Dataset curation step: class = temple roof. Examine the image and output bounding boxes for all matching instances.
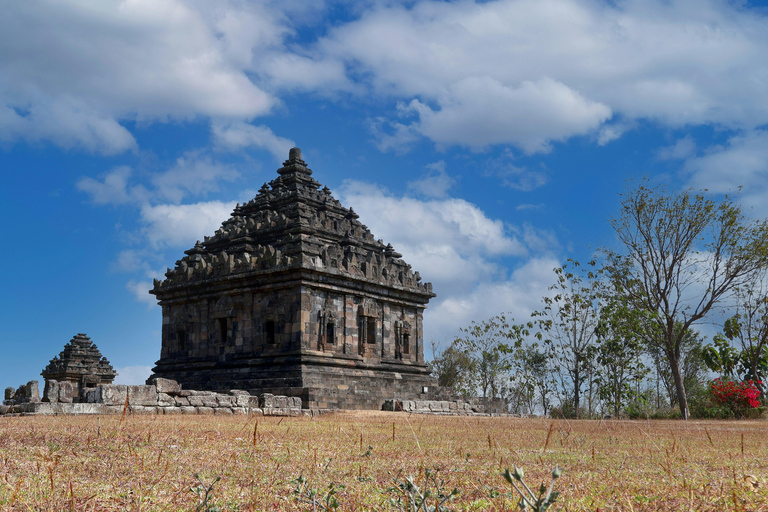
[152,148,434,299]
[41,333,117,381]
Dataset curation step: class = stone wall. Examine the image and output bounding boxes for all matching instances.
[1,378,302,417]
[382,397,508,416]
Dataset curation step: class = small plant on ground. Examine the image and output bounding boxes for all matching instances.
[292,475,344,511]
[192,474,221,512]
[502,466,561,511]
[387,468,458,511]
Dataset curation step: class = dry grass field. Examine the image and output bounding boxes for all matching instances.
[0,411,767,511]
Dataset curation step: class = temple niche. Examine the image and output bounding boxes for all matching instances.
[148,148,438,409]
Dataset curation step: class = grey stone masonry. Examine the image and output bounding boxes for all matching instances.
[41,333,117,398]
[382,397,508,416]
[148,147,440,410]
[1,378,300,416]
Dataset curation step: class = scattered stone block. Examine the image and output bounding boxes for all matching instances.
[25,381,40,402]
[43,380,59,403]
[148,377,180,394]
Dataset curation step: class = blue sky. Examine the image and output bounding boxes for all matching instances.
[2,0,768,387]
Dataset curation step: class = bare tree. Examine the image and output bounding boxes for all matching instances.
[608,183,768,419]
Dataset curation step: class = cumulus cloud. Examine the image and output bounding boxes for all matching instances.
[406,77,612,153]
[211,121,295,162]
[76,166,152,205]
[152,153,239,204]
[6,0,768,155]
[126,280,156,308]
[407,161,455,198]
[140,200,236,249]
[683,129,768,216]
[425,256,560,343]
[318,0,768,151]
[0,1,279,153]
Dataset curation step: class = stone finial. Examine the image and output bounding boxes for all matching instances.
[278,147,311,176]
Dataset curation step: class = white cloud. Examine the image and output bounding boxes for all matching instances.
[484,151,548,192]
[407,161,455,198]
[424,256,560,343]
[0,1,279,153]
[406,77,612,153]
[152,153,240,204]
[211,121,295,162]
[126,280,156,308]
[317,0,768,150]
[76,166,149,205]
[140,200,236,249]
[658,135,697,161]
[113,365,154,385]
[683,129,768,215]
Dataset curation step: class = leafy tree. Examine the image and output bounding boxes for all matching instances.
[508,344,554,415]
[453,314,527,399]
[593,291,649,417]
[429,341,477,396]
[607,183,768,419]
[534,260,601,418]
[704,282,768,398]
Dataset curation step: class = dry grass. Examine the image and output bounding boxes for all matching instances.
[0,411,767,510]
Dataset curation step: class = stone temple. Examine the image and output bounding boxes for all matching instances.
[41,333,117,398]
[149,148,439,409]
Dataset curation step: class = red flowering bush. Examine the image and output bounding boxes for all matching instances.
[710,378,761,416]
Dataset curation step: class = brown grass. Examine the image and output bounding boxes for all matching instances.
[0,411,767,510]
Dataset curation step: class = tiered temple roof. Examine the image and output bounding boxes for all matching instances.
[41,333,117,384]
[152,147,433,300]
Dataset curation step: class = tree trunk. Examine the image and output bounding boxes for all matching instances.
[573,362,580,419]
[669,356,689,419]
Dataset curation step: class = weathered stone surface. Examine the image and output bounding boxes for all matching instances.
[147,148,440,410]
[58,381,74,403]
[127,385,158,406]
[43,380,59,403]
[197,406,214,415]
[148,377,180,394]
[157,393,175,406]
[4,387,14,400]
[180,406,197,414]
[174,396,190,406]
[99,384,127,405]
[25,381,40,402]
[41,334,117,398]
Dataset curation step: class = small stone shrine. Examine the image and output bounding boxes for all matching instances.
[149,148,439,409]
[41,333,117,401]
